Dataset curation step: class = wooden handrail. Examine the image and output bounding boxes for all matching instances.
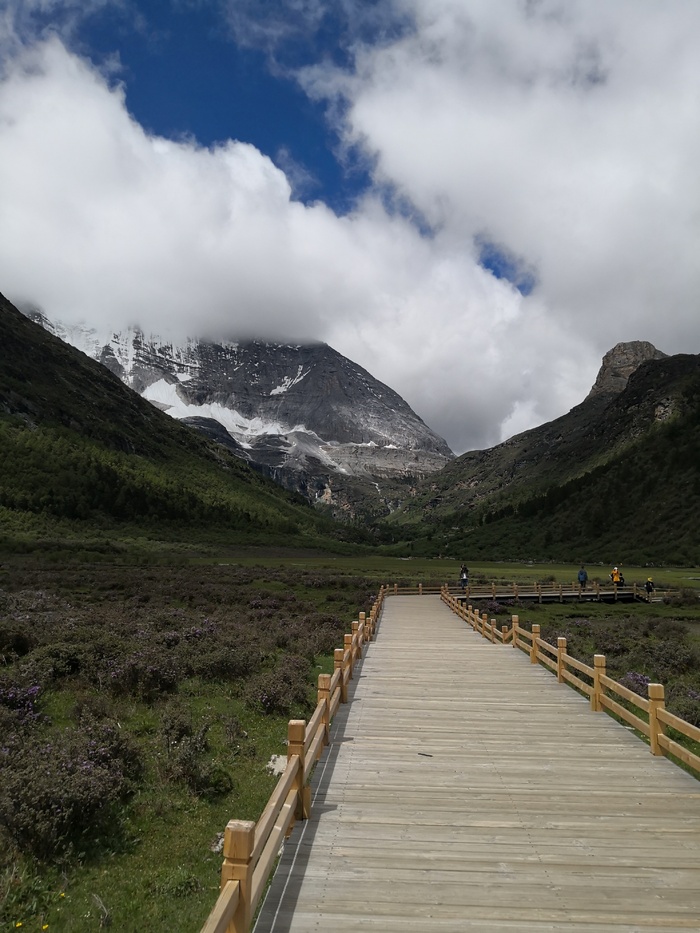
[304,703,325,756]
[252,757,299,865]
[657,706,700,743]
[561,653,595,678]
[599,673,651,712]
[200,881,240,933]
[251,788,298,909]
[441,591,700,779]
[200,588,386,933]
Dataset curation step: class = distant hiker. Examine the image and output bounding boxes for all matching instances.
[645,577,655,596]
[577,565,588,591]
[460,564,469,590]
[610,566,622,586]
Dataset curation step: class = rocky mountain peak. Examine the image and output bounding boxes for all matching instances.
[21,308,454,519]
[586,340,667,400]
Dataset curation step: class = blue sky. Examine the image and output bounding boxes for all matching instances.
[69,1,371,214]
[1,1,699,453]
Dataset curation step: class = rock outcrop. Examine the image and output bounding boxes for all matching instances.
[586,341,668,399]
[396,339,698,523]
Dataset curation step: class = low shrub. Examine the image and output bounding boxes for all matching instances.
[245,654,312,716]
[107,649,180,702]
[0,718,143,858]
[0,624,34,663]
[163,723,233,798]
[668,691,700,727]
[0,683,42,726]
[618,671,651,697]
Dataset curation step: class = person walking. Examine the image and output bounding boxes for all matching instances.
[645,577,655,597]
[577,564,588,591]
[459,563,469,591]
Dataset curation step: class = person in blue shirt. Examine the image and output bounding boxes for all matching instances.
[577,565,588,591]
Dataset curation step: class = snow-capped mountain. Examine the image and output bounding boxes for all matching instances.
[23,309,453,516]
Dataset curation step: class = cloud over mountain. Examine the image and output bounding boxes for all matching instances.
[0,2,698,454]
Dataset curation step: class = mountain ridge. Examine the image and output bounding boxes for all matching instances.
[390,342,700,564]
[22,308,453,519]
[0,292,360,550]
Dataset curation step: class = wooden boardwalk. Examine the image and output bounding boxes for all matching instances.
[254,596,700,932]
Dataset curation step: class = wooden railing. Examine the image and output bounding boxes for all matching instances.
[440,587,700,777]
[200,588,386,933]
[441,580,675,602]
[384,583,444,595]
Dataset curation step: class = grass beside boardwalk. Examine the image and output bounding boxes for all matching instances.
[0,556,376,932]
[1,552,699,932]
[193,553,700,592]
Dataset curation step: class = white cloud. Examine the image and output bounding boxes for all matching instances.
[303,0,700,354]
[1,3,699,456]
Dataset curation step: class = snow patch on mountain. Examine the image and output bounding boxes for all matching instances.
[142,379,311,444]
[270,366,310,396]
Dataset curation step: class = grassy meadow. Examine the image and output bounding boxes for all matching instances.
[1,551,699,932]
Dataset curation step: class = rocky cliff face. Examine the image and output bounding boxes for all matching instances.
[22,309,453,517]
[586,341,667,399]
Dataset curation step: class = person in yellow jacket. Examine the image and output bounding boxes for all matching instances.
[610,566,625,585]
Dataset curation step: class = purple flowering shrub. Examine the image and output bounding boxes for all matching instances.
[246,654,313,716]
[483,600,515,616]
[618,671,651,697]
[0,683,42,725]
[0,562,376,864]
[0,718,143,858]
[106,648,180,702]
[162,721,233,798]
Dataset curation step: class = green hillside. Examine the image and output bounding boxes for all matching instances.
[389,356,700,565]
[0,293,362,553]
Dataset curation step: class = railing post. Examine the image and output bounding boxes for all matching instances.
[512,615,519,647]
[318,673,331,745]
[344,633,354,679]
[221,819,255,933]
[335,648,347,703]
[394,582,398,595]
[489,618,496,643]
[591,655,606,711]
[501,625,508,644]
[288,719,309,820]
[481,612,488,637]
[648,683,666,756]
[530,624,540,663]
[419,583,423,595]
[352,621,361,661]
[557,637,567,683]
[360,610,369,641]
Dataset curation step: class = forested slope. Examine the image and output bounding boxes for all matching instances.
[0,292,354,550]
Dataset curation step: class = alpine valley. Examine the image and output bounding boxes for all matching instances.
[6,295,700,565]
[22,308,453,522]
